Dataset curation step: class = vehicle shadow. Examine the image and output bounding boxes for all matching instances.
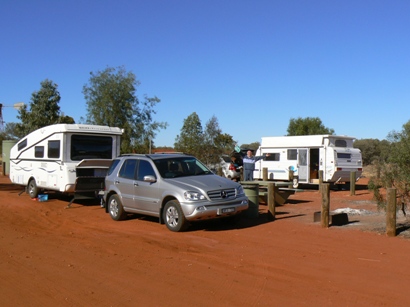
[396,222,410,236]
[191,211,306,232]
[28,192,102,208]
[120,209,307,232]
[283,199,313,205]
[297,183,368,191]
[0,183,25,193]
[0,182,103,207]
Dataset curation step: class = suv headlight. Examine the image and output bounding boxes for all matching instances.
[236,185,245,196]
[184,191,206,201]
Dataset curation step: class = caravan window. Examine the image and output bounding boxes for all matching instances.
[265,153,280,161]
[335,140,347,147]
[337,153,351,159]
[18,139,27,151]
[48,141,60,158]
[287,149,297,160]
[35,146,44,158]
[70,135,113,160]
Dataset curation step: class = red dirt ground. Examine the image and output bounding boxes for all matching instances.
[1,175,410,306]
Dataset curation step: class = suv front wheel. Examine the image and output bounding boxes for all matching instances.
[163,200,188,232]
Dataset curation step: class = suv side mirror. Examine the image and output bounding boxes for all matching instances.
[144,175,157,183]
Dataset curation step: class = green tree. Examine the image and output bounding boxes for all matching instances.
[202,116,235,165]
[202,115,220,165]
[175,113,235,163]
[287,117,334,136]
[82,66,167,153]
[354,138,390,166]
[379,139,391,164]
[59,114,75,125]
[215,133,236,155]
[16,79,74,137]
[240,142,260,151]
[368,121,410,212]
[174,112,204,159]
[1,123,20,140]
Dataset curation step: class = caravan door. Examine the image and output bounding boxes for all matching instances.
[298,149,308,183]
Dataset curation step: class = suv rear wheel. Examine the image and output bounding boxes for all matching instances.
[163,200,188,232]
[108,194,127,221]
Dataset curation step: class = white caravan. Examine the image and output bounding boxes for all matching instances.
[9,124,122,198]
[253,135,363,188]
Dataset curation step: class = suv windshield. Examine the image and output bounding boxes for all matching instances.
[153,157,212,178]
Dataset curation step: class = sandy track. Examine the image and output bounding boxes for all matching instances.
[1,176,409,306]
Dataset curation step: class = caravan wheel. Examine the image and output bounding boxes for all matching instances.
[292,177,299,189]
[27,179,39,199]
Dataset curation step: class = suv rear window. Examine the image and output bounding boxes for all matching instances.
[119,159,138,179]
[107,159,121,176]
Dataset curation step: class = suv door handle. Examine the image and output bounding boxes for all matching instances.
[114,180,120,184]
[134,182,139,187]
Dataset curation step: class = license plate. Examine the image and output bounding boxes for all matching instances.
[221,207,235,214]
[98,190,105,196]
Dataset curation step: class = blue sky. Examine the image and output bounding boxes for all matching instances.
[1,0,409,147]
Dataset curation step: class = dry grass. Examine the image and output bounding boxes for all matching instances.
[362,165,377,178]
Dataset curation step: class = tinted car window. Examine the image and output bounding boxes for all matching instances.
[107,159,121,176]
[154,157,211,178]
[137,160,156,180]
[119,159,137,179]
[222,156,232,163]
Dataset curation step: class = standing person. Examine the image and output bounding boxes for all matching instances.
[242,150,269,181]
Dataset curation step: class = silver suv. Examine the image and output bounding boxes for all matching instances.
[104,154,249,232]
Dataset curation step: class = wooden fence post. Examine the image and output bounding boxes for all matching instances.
[319,170,324,188]
[350,171,356,196]
[263,167,268,181]
[267,182,275,220]
[321,183,330,228]
[386,188,396,237]
[318,170,324,194]
[288,170,294,188]
[318,170,323,183]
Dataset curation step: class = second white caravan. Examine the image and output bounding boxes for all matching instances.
[253,135,363,188]
[9,124,123,198]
